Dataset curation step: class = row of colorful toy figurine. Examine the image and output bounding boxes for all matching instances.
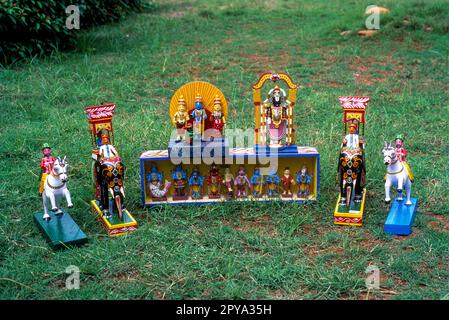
[35,133,417,249]
[147,163,313,201]
[37,134,413,216]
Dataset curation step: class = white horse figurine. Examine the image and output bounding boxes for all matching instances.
[382,142,412,205]
[42,156,73,221]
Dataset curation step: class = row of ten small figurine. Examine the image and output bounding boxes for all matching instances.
[147,164,313,201]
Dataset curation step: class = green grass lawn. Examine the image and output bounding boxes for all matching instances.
[1,0,448,299]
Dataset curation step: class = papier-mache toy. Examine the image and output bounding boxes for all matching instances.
[85,104,138,236]
[382,135,418,235]
[334,96,369,226]
[34,144,87,249]
[139,73,320,206]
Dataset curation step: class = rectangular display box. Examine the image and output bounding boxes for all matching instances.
[140,146,320,207]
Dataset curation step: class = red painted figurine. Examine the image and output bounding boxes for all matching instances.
[210,94,226,136]
[234,166,250,198]
[206,164,223,199]
[394,134,407,162]
[39,143,56,194]
[281,167,295,197]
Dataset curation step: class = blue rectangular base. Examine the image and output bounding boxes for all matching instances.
[384,197,418,236]
[168,138,229,161]
[140,146,320,207]
[254,144,298,155]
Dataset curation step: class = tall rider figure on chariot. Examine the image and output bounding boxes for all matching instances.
[341,123,364,150]
[98,133,120,161]
[93,132,124,217]
[339,122,366,204]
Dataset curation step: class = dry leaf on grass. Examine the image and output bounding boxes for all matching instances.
[340,30,353,36]
[358,30,378,37]
[365,6,390,15]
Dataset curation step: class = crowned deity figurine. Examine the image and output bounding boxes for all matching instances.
[190,93,208,141]
[39,143,56,195]
[250,168,264,198]
[173,95,190,142]
[296,165,312,199]
[263,85,291,147]
[210,94,226,136]
[206,164,222,199]
[147,163,171,201]
[188,167,204,200]
[265,170,280,197]
[171,164,188,200]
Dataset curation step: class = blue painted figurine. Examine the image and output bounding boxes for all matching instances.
[190,93,208,141]
[265,169,280,197]
[250,168,264,198]
[171,164,188,200]
[296,165,312,199]
[147,163,171,201]
[188,167,204,200]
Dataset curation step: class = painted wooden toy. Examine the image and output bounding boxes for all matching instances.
[394,134,414,182]
[34,154,87,250]
[169,83,228,138]
[39,143,56,195]
[383,141,413,205]
[265,169,280,197]
[171,164,188,200]
[234,166,250,198]
[93,132,126,219]
[383,138,418,235]
[253,72,297,152]
[281,167,295,198]
[296,165,312,199]
[41,156,73,221]
[210,94,226,136]
[86,104,138,236]
[250,168,264,198]
[172,95,190,142]
[147,163,171,201]
[188,167,204,200]
[206,164,222,199]
[190,93,208,141]
[140,73,320,206]
[223,166,235,198]
[168,81,229,160]
[334,96,369,226]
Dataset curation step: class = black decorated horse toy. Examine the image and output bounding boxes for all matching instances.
[337,147,365,207]
[93,133,126,219]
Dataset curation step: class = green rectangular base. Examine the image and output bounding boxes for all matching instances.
[34,210,88,250]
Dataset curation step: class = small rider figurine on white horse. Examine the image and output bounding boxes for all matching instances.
[42,156,73,221]
[382,142,414,205]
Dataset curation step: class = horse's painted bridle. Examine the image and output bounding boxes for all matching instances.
[50,157,68,178]
[383,148,398,164]
[384,148,403,175]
